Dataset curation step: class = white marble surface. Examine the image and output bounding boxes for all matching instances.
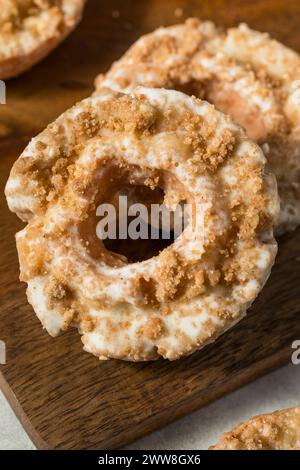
[0,363,299,450]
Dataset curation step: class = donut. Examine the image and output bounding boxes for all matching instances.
[0,0,86,79]
[5,87,278,361]
[210,405,300,450]
[95,18,300,234]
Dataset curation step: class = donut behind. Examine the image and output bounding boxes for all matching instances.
[95,18,300,234]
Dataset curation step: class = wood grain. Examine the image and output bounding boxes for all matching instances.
[1,0,300,450]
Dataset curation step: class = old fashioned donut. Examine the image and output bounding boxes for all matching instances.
[210,405,300,450]
[95,19,300,234]
[5,87,278,361]
[0,0,86,79]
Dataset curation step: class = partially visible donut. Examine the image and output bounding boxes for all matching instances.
[210,405,300,450]
[5,87,278,361]
[95,19,300,234]
[0,0,86,79]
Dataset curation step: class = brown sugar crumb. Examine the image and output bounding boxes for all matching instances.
[163,187,185,209]
[208,128,235,166]
[194,269,206,291]
[182,111,205,150]
[192,127,235,172]
[45,275,71,307]
[183,269,207,299]
[35,140,47,151]
[74,111,99,139]
[239,209,260,239]
[139,277,159,306]
[80,313,96,333]
[62,307,77,331]
[155,250,184,303]
[144,176,159,190]
[207,269,221,287]
[215,308,232,320]
[132,35,179,64]
[17,232,47,280]
[159,305,171,316]
[52,157,69,176]
[139,317,165,340]
[99,95,158,135]
[222,257,239,284]
[138,251,184,305]
[181,111,235,171]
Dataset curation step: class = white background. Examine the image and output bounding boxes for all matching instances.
[0,363,299,450]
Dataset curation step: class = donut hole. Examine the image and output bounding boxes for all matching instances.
[102,184,187,263]
[80,179,189,265]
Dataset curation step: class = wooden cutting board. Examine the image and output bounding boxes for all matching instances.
[1,0,300,451]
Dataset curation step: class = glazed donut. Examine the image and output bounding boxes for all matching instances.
[5,87,278,361]
[95,18,300,234]
[0,0,86,79]
[210,405,300,450]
